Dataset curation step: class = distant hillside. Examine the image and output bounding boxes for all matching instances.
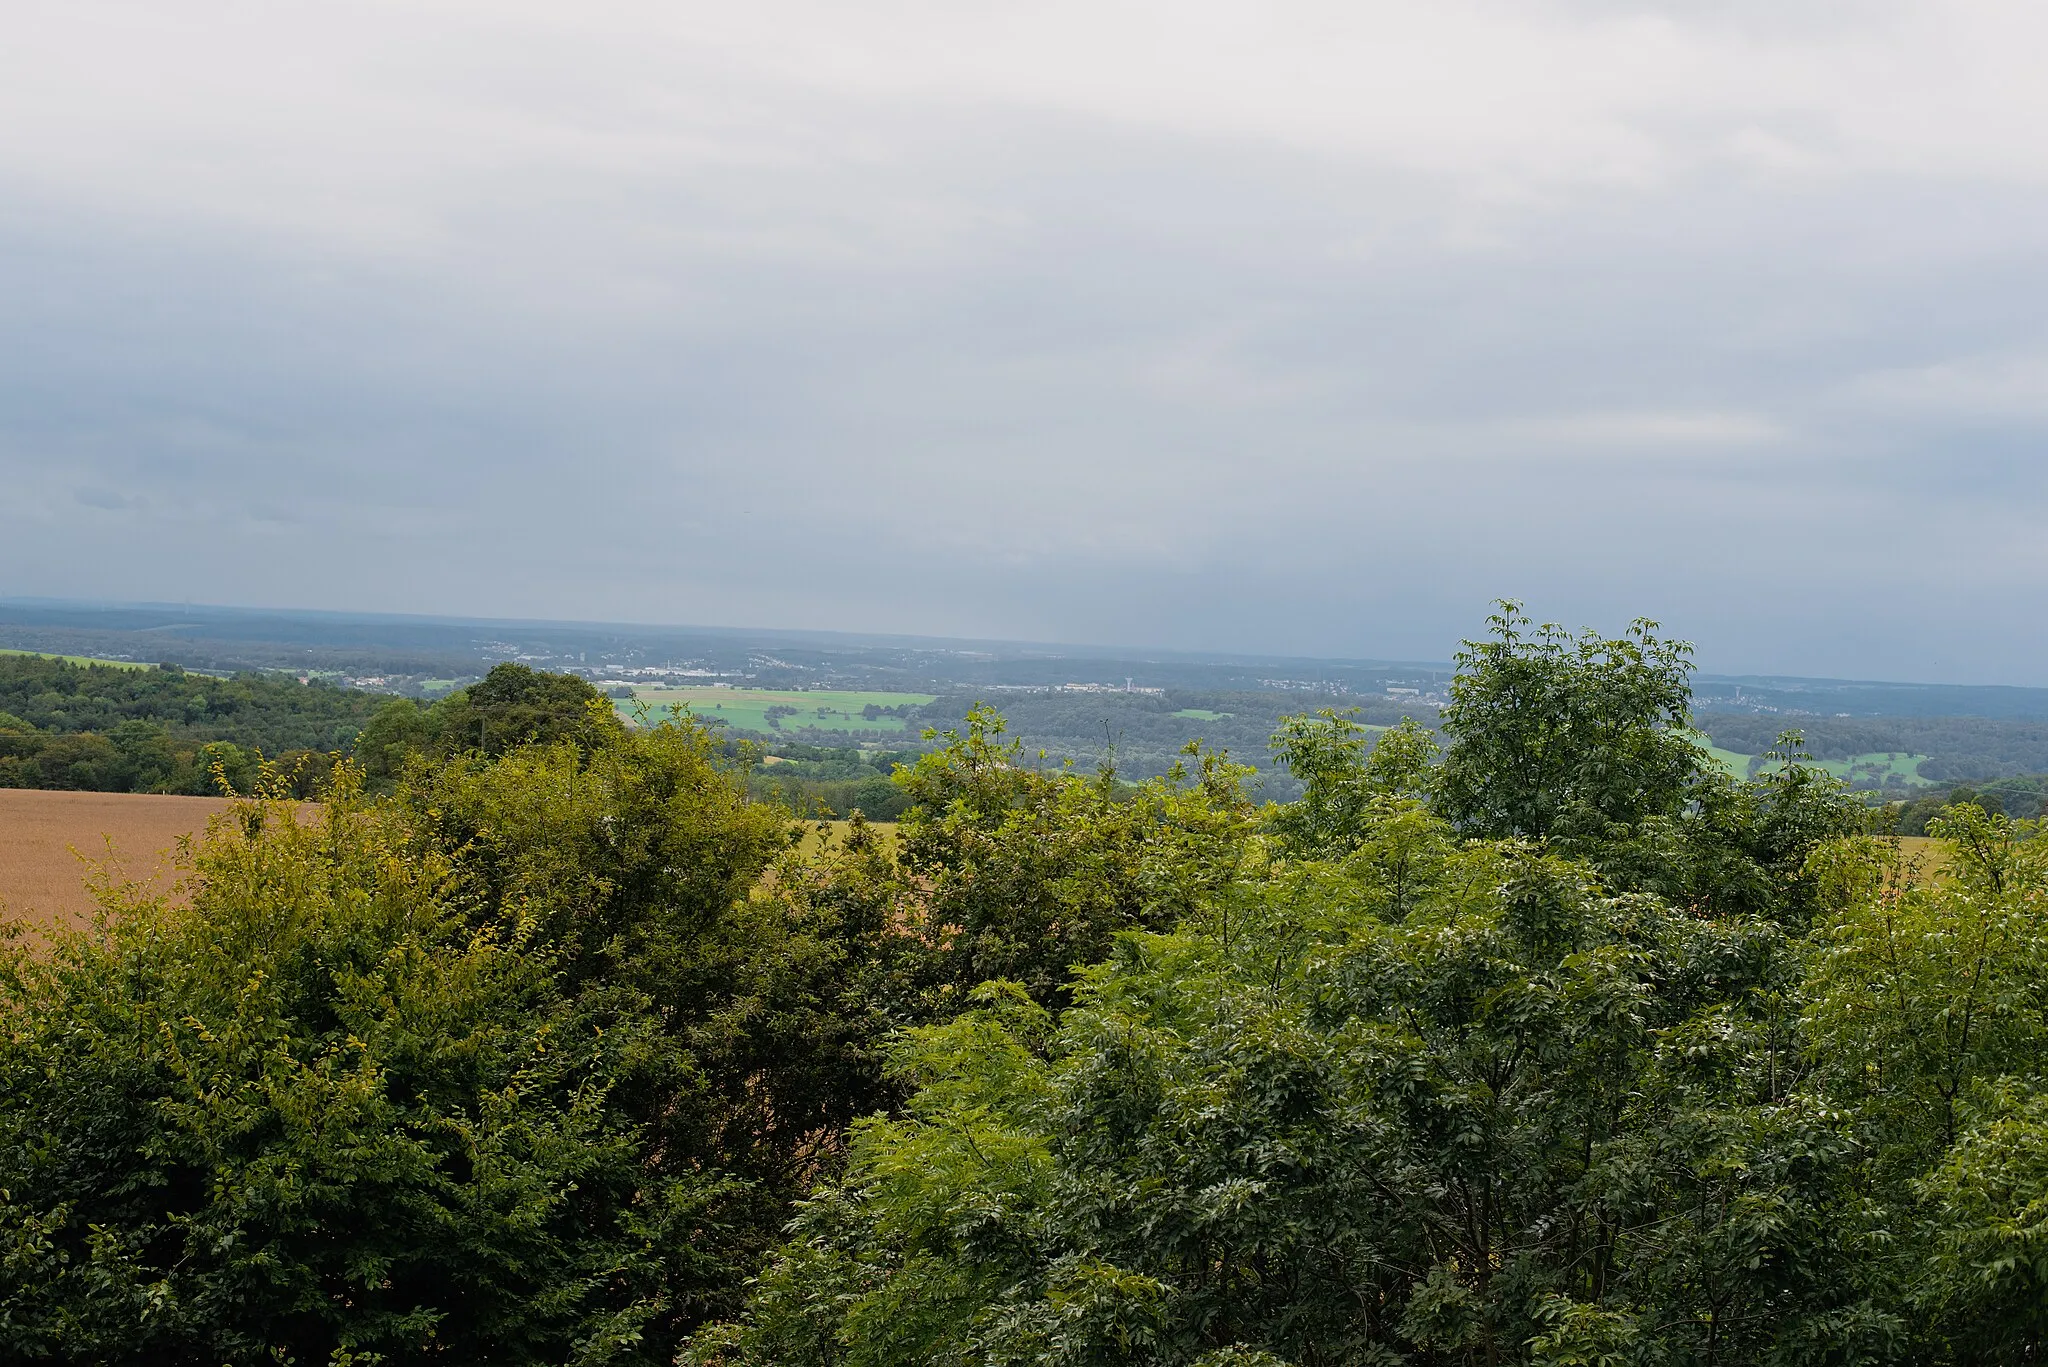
[911,690,1437,796]
[1696,674,2048,721]
[1696,711,2048,784]
[0,654,382,794]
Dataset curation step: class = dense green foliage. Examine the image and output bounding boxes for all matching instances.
[15,607,2048,1364]
[748,745,924,821]
[687,609,2045,1366]
[888,708,1259,1011]
[694,850,1887,1366]
[354,663,617,782]
[0,654,382,794]
[0,779,667,1362]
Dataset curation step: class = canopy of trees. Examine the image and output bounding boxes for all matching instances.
[6,607,2048,1364]
[0,654,384,794]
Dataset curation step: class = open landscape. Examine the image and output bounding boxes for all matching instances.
[11,3,2048,1359]
[4,608,2031,1366]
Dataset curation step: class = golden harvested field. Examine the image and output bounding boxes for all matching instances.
[0,789,238,935]
[1893,835,1950,877]
[794,819,900,856]
[0,792,884,930]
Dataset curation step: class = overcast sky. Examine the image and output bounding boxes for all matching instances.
[3,2,2046,680]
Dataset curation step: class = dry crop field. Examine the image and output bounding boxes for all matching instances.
[0,789,238,935]
[0,793,881,936]
[0,790,1959,941]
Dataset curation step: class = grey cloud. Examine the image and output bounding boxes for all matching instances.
[2,2,2047,680]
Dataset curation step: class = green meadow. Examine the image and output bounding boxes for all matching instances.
[620,686,936,735]
[1814,751,1931,785]
[0,648,150,671]
[1689,734,1931,787]
[1702,743,1755,782]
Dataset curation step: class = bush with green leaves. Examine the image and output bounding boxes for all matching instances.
[0,776,678,1364]
[887,705,1263,1012]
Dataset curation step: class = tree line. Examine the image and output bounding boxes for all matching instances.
[0,654,383,795]
[1697,710,2048,783]
[6,607,2048,1362]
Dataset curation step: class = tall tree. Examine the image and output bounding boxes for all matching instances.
[1435,602,1704,845]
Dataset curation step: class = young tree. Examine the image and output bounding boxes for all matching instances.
[1267,711,1436,859]
[1804,805,2048,1361]
[1435,602,1704,847]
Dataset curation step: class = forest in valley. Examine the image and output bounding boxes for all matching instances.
[8,605,2048,1364]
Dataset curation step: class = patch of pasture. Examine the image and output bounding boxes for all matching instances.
[620,686,936,735]
[791,819,901,857]
[1815,752,1931,785]
[0,648,151,671]
[1703,744,1755,782]
[1688,740,1930,787]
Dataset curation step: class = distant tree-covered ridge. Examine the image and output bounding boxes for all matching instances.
[1697,711,2048,783]
[0,654,384,795]
[926,692,2048,796]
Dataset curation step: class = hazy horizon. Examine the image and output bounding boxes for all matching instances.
[10,592,2046,693]
[6,4,2048,682]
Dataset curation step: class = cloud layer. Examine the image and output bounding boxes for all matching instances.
[4,1,2046,679]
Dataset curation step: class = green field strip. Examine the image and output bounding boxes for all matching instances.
[619,686,936,735]
[0,648,152,670]
[1703,745,1755,781]
[1687,733,1931,786]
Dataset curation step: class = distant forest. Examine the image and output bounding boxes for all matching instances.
[1694,711,2048,781]
[19,646,2048,820]
[0,655,383,795]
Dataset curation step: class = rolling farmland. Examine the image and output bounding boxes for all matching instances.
[619,687,935,735]
[0,789,234,933]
